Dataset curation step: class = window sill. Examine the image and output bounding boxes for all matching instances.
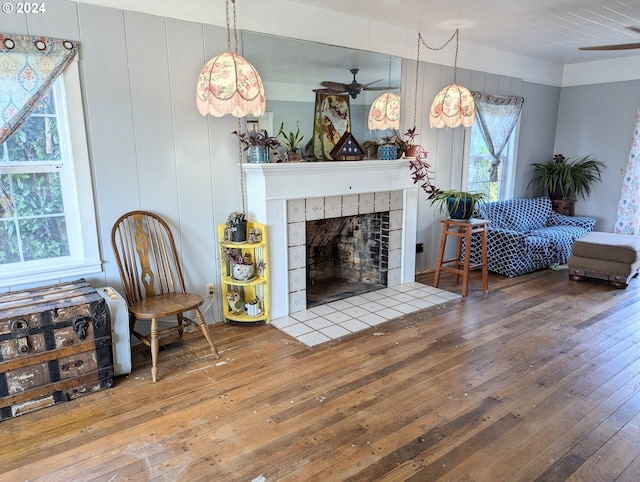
[0,258,103,289]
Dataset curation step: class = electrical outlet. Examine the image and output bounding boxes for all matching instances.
[206,283,215,297]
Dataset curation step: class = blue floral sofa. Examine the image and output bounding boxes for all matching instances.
[467,197,596,277]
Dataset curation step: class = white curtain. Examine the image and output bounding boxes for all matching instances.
[471,92,524,182]
[614,101,640,236]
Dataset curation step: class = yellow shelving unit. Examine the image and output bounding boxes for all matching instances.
[218,221,269,324]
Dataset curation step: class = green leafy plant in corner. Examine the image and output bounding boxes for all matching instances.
[528,154,605,200]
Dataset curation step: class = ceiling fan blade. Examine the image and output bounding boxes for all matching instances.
[364,85,399,91]
[313,88,347,95]
[320,81,349,91]
[361,79,384,88]
[579,42,640,51]
[626,26,640,34]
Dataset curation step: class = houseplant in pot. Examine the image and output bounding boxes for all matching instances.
[528,153,605,200]
[402,126,422,158]
[408,151,485,220]
[277,121,305,162]
[232,129,281,163]
[428,189,486,220]
[225,211,248,243]
[223,247,255,281]
[377,131,404,160]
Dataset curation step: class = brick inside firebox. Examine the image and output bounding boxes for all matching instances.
[306,212,389,306]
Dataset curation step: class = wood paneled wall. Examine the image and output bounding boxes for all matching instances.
[0,0,571,306]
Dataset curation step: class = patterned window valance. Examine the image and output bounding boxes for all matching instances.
[471,92,524,181]
[0,33,79,145]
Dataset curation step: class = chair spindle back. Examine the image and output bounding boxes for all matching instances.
[111,211,186,305]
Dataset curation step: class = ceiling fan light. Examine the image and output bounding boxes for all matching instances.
[429,83,475,128]
[196,52,266,117]
[368,92,401,130]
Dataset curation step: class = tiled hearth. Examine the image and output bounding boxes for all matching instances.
[271,281,460,347]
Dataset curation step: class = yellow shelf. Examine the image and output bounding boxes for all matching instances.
[220,239,266,249]
[218,221,270,324]
[221,275,267,286]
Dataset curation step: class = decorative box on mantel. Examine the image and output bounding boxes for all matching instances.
[242,160,419,319]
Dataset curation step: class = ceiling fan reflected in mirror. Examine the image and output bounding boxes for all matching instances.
[315,68,397,99]
[579,26,640,51]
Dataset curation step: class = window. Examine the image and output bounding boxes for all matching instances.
[0,61,101,287]
[464,120,519,202]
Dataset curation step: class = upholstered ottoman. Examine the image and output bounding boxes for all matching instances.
[568,231,640,288]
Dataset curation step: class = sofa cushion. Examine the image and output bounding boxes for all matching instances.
[479,197,552,232]
[529,225,591,264]
[572,231,640,264]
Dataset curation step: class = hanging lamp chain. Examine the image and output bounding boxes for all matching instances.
[227,0,246,215]
[414,28,461,125]
[232,0,239,55]
[225,0,231,52]
[418,28,460,80]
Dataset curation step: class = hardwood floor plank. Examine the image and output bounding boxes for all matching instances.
[2,269,639,481]
[617,452,640,481]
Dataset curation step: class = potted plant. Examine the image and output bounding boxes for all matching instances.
[402,126,421,158]
[225,211,247,242]
[408,151,485,220]
[528,153,605,200]
[377,131,404,160]
[232,129,281,163]
[277,121,305,162]
[223,247,255,281]
[428,189,486,220]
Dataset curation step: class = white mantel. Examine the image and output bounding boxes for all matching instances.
[243,160,419,319]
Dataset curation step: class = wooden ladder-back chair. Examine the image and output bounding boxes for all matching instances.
[111,211,218,382]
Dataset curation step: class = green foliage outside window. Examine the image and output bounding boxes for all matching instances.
[0,86,69,265]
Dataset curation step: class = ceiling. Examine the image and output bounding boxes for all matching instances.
[281,0,640,65]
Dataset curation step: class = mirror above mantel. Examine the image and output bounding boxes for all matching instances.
[241,31,402,160]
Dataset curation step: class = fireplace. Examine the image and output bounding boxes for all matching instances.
[243,160,419,319]
[306,211,389,307]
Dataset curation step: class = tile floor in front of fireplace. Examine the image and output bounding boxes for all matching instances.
[271,282,461,347]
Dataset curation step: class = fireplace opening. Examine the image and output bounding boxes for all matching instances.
[306,212,389,307]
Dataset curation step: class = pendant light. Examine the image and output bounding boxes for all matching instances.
[418,29,475,128]
[368,92,401,130]
[368,57,400,130]
[196,0,266,118]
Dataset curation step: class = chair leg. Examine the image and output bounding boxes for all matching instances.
[150,317,159,383]
[177,313,184,337]
[194,307,219,359]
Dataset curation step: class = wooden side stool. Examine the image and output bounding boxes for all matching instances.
[433,218,490,297]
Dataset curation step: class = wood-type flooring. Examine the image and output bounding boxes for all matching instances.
[1,268,639,481]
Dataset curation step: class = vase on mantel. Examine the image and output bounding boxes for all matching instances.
[378,144,398,160]
[247,146,269,164]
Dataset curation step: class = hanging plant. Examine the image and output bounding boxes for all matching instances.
[408,150,441,198]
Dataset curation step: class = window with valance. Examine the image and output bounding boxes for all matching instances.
[0,33,100,287]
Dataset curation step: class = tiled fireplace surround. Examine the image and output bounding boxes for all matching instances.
[287,194,397,312]
[244,160,419,320]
